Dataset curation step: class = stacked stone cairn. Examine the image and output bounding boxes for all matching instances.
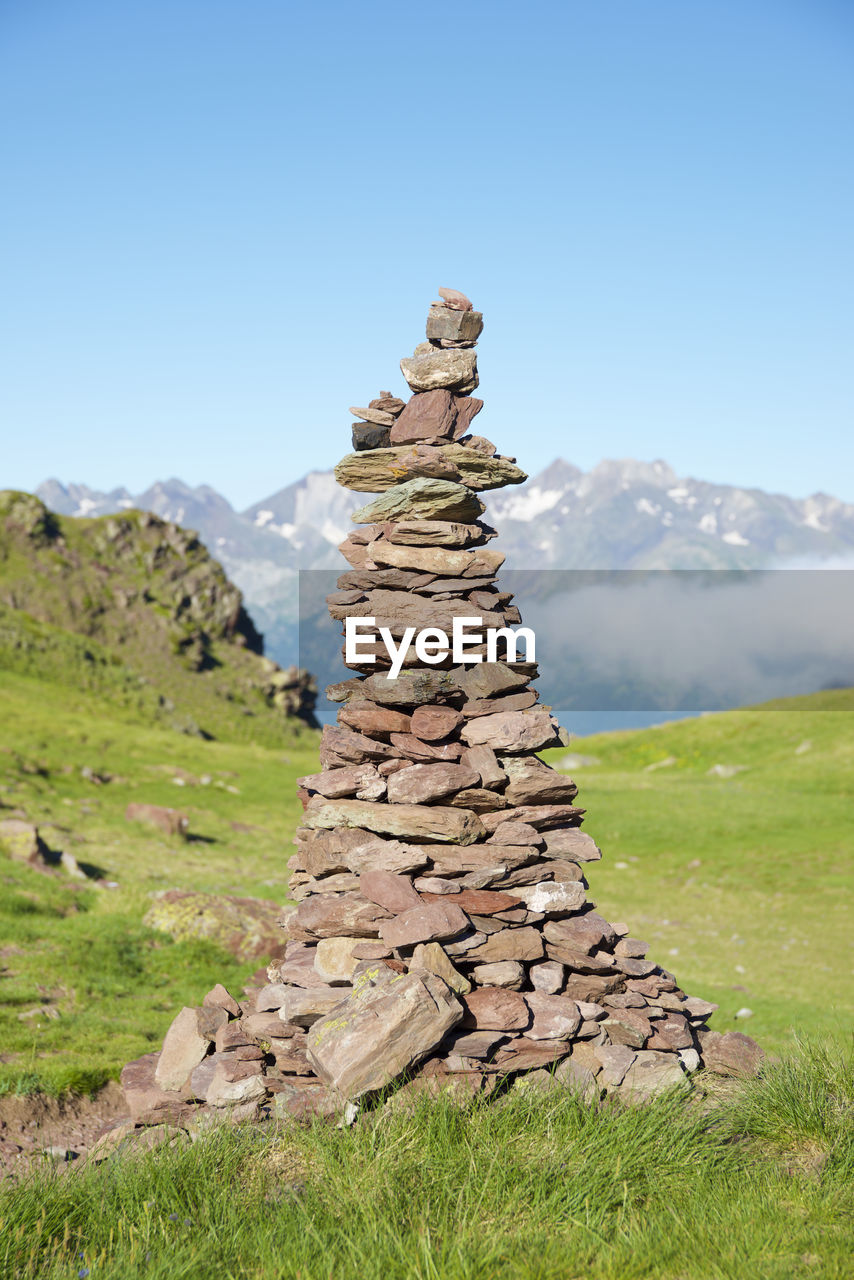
[119,289,763,1133]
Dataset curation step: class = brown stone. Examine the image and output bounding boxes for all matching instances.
[289,891,392,941]
[278,986,346,1026]
[563,972,625,1002]
[500,757,579,806]
[388,734,465,762]
[121,1052,191,1123]
[594,1043,637,1087]
[125,803,189,839]
[465,925,545,963]
[512,880,586,915]
[314,937,364,984]
[298,764,385,800]
[470,960,525,990]
[359,871,422,914]
[203,984,241,1018]
[386,762,479,804]
[485,821,541,846]
[493,1038,571,1071]
[646,1013,693,1052]
[421,888,521,915]
[459,744,506,790]
[461,987,530,1031]
[409,704,464,741]
[699,1030,764,1077]
[410,941,471,995]
[620,1051,689,1100]
[426,306,483,344]
[303,797,485,845]
[544,912,618,954]
[461,707,564,753]
[481,805,585,834]
[390,389,457,442]
[529,961,565,994]
[437,287,473,311]
[539,829,602,862]
[307,969,463,1099]
[601,1011,652,1048]
[338,701,412,737]
[400,347,478,394]
[524,993,582,1040]
[379,901,470,948]
[154,1006,227,1091]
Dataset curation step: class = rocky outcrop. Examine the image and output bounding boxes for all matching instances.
[119,289,762,1129]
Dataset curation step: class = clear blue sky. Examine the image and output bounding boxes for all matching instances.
[1,0,852,509]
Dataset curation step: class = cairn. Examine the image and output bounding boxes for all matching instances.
[120,290,762,1131]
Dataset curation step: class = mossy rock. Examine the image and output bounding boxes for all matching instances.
[144,890,286,963]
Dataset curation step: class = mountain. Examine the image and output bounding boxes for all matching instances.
[0,491,316,744]
[37,459,854,667]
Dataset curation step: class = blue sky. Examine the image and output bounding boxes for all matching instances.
[1,0,852,509]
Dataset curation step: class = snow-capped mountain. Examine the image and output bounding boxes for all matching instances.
[37,460,854,666]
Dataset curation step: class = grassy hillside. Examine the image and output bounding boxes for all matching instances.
[0,490,315,745]
[1,668,851,1098]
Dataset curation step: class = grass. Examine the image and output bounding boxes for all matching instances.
[0,669,320,1097]
[0,1041,851,1279]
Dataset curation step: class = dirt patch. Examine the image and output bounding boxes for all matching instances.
[0,1082,127,1180]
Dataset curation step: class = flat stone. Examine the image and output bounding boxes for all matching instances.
[699,1030,764,1077]
[601,1011,651,1049]
[530,961,565,994]
[461,690,538,718]
[481,805,585,834]
[342,835,429,875]
[359,870,422,914]
[500,757,579,806]
[512,881,586,914]
[155,1006,227,1091]
[564,973,625,1003]
[379,901,470,948]
[350,404,396,426]
[426,306,483,344]
[553,1057,600,1101]
[335,443,525,493]
[461,987,530,1031]
[421,888,521,915]
[525,993,582,1040]
[384,518,489,547]
[411,941,471,995]
[386,762,479,804]
[409,704,465,740]
[453,662,531,701]
[545,944,615,974]
[620,1051,689,1100]
[271,1078,342,1120]
[460,745,506,790]
[437,287,473,310]
[289,891,392,940]
[615,938,649,958]
[465,925,544,963]
[646,1013,693,1051]
[320,725,398,764]
[352,478,485,525]
[461,707,564,753]
[143,890,284,963]
[307,969,462,1098]
[485,820,541,845]
[544,912,618,954]
[205,1061,268,1108]
[400,348,478,393]
[539,829,602,862]
[493,1038,571,1071]
[470,960,525,990]
[314,937,364,984]
[388,734,465,762]
[337,701,412,737]
[303,797,485,845]
[298,764,385,799]
[121,1052,190,1123]
[278,986,346,1026]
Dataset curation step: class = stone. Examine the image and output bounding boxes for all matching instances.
[303,797,485,845]
[461,987,530,1031]
[409,704,465,740]
[314,937,363,984]
[203,984,241,1018]
[437,287,473,310]
[379,901,470,948]
[461,745,506,790]
[278,987,346,1026]
[143,890,284,963]
[553,1057,600,1102]
[386,762,480,804]
[530,961,565,994]
[453,395,484,436]
[359,870,422,914]
[0,818,50,866]
[524,992,581,1040]
[540,829,602,862]
[384,518,488,547]
[682,996,719,1019]
[544,912,618,954]
[470,961,525,990]
[289,891,392,940]
[338,701,412,737]
[352,422,391,450]
[334,444,526,493]
[545,944,615,974]
[461,708,564,753]
[462,690,538,718]
[426,306,483,344]
[125,803,189,838]
[351,478,485,524]
[500,756,579,806]
[620,1051,689,1101]
[342,836,428,875]
[594,1044,637,1088]
[699,1030,764,1077]
[121,1052,190,1124]
[320,725,398,764]
[601,1011,651,1049]
[485,820,541,846]
[155,1005,227,1091]
[465,925,545,963]
[646,1013,693,1052]
[493,1038,571,1071]
[411,942,471,995]
[215,1021,255,1052]
[563,973,624,1003]
[306,969,462,1098]
[298,764,385,799]
[350,404,396,426]
[400,347,478,394]
[390,389,457,442]
[615,938,648,958]
[482,805,585,833]
[421,888,521,915]
[389,734,465,762]
[206,1061,268,1108]
[511,881,586,914]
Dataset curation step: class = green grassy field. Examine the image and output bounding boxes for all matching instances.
[1,672,852,1278]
